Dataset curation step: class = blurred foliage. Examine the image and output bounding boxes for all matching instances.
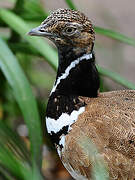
[79,136,109,180]
[0,0,135,179]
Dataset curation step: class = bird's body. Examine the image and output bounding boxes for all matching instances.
[28,9,135,180]
[59,90,135,180]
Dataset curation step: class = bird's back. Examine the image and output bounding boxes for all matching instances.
[62,90,135,180]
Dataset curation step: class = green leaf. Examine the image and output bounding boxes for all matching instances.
[0,165,16,180]
[78,136,109,180]
[29,70,54,89]
[7,0,16,3]
[95,26,135,46]
[8,42,40,56]
[18,0,47,21]
[0,143,32,180]
[0,38,42,165]
[0,121,30,164]
[0,8,58,71]
[97,65,135,89]
[65,0,77,10]
[23,0,46,15]
[0,122,32,180]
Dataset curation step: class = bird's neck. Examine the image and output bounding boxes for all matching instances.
[46,47,100,149]
[51,46,100,97]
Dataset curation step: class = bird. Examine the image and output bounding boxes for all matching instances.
[28,8,135,180]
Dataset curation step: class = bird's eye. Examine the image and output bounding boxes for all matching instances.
[39,29,45,32]
[64,27,76,35]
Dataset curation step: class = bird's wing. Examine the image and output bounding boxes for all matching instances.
[63,90,135,179]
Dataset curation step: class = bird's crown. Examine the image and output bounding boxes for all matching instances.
[41,8,93,31]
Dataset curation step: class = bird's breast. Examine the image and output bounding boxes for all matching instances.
[46,94,86,151]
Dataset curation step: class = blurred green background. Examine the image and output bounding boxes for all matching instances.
[0,0,135,179]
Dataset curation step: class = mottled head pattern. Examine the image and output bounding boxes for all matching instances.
[40,8,95,49]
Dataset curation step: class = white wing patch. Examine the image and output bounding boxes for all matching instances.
[46,106,85,134]
[50,53,92,94]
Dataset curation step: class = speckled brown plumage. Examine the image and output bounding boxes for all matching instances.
[62,90,135,179]
[41,8,94,34]
[28,8,135,180]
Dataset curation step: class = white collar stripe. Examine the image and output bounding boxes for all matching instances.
[51,53,92,94]
[46,106,85,134]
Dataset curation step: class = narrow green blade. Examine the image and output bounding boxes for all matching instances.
[0,121,30,164]
[0,8,58,70]
[97,65,135,89]
[0,122,32,180]
[65,0,77,10]
[0,38,42,164]
[95,26,135,47]
[0,142,32,180]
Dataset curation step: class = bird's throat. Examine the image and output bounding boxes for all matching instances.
[51,49,100,98]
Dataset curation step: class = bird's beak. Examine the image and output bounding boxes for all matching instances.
[27,26,52,37]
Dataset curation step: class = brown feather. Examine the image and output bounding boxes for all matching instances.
[61,90,135,179]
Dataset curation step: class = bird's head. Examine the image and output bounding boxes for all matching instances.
[28,8,95,54]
